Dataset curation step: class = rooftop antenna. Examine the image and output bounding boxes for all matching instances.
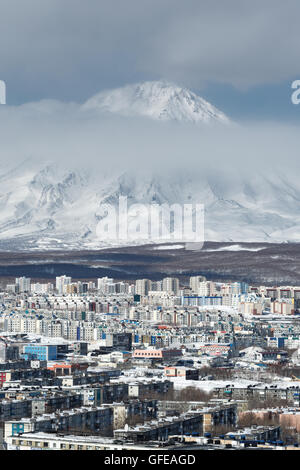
[0,80,6,104]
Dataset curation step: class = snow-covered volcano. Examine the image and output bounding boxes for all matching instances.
[83,80,229,124]
[0,81,298,251]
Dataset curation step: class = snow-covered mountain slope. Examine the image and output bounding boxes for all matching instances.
[83,81,229,124]
[0,160,300,251]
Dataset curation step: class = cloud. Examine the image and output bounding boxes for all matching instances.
[0,95,300,184]
[0,0,300,103]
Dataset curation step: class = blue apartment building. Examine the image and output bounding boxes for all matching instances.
[22,344,57,361]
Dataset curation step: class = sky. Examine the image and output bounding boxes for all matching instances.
[0,0,300,121]
[0,0,299,181]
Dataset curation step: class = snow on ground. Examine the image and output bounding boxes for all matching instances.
[26,333,71,344]
[202,244,265,252]
[249,314,298,321]
[170,378,260,392]
[153,244,185,250]
[170,377,300,392]
[196,305,238,314]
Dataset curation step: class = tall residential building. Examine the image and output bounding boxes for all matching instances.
[198,281,216,297]
[97,277,114,293]
[162,277,179,295]
[189,275,207,294]
[56,276,72,295]
[135,279,152,296]
[15,277,31,293]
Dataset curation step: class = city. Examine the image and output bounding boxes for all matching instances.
[0,274,299,450]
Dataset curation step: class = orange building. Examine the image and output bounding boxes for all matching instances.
[133,348,182,360]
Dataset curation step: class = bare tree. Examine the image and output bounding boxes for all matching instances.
[176,386,213,403]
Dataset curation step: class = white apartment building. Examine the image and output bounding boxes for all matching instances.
[16,277,31,293]
[162,277,179,295]
[189,276,207,293]
[56,276,72,295]
[31,283,53,294]
[135,279,152,296]
[197,281,216,296]
[97,277,114,293]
